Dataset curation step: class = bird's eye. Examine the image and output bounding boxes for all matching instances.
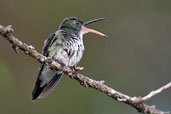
[76,21,80,25]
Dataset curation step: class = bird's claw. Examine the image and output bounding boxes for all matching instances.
[74,66,84,71]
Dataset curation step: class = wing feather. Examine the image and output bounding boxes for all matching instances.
[32,31,62,100]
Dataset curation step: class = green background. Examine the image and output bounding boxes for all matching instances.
[0,0,171,114]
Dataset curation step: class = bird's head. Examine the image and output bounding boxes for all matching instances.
[59,17,108,38]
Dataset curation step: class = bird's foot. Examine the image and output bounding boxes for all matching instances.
[68,66,84,78]
[74,66,84,71]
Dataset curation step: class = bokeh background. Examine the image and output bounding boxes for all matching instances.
[0,0,171,114]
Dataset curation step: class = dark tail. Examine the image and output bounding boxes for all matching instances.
[32,73,63,101]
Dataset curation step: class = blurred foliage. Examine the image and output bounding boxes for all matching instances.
[0,59,11,87]
[0,0,171,114]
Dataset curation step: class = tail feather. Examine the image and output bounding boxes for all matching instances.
[32,73,63,101]
[39,74,63,98]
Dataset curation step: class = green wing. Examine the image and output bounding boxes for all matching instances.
[42,30,63,57]
[32,30,63,100]
[42,31,55,56]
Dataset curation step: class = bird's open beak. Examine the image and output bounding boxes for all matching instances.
[83,17,108,38]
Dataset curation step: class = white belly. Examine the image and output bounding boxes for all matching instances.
[53,41,84,67]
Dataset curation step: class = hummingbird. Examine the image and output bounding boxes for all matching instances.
[32,17,108,100]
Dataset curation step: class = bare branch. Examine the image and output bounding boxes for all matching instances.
[141,82,171,102]
[0,25,170,114]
